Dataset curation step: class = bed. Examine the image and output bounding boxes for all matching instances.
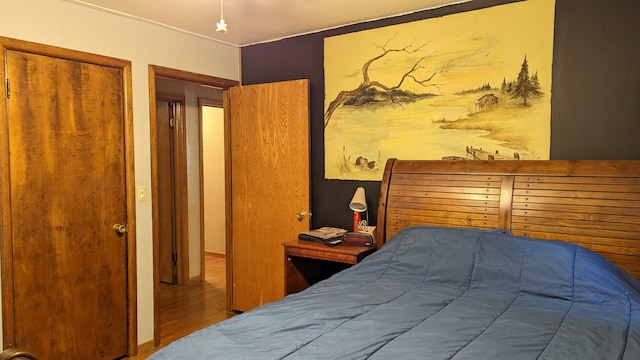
[149,159,640,359]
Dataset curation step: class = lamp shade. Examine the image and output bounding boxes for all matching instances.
[349,187,367,212]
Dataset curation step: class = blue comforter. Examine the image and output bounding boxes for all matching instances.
[150,226,640,359]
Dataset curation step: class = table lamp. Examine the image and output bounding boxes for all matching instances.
[349,187,367,231]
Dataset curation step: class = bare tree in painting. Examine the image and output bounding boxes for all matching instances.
[324,38,439,129]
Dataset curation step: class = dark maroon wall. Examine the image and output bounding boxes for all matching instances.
[240,0,640,230]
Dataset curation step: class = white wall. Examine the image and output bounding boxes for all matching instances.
[0,0,239,347]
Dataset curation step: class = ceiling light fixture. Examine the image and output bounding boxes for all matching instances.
[216,0,228,33]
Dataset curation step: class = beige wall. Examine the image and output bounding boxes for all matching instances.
[0,0,239,346]
[203,107,226,255]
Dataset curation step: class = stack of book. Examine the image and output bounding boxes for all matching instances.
[298,227,348,243]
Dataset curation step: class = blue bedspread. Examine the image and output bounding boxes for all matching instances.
[149,226,640,359]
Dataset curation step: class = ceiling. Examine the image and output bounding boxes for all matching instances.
[67,0,470,47]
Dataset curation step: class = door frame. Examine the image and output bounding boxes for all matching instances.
[0,36,138,356]
[148,65,237,346]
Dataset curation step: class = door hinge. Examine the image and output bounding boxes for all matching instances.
[169,117,175,128]
[172,253,177,265]
[6,79,9,99]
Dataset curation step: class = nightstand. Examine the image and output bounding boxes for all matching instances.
[283,240,376,295]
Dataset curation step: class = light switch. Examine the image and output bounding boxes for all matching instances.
[137,185,147,202]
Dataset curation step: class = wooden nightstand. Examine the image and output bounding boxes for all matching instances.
[283,240,376,295]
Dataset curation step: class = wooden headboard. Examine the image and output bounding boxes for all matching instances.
[376,159,640,281]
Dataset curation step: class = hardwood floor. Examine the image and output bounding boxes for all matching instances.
[131,254,235,359]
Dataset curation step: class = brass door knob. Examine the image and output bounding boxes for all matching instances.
[113,224,128,235]
[296,211,307,221]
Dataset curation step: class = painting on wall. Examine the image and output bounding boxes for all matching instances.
[324,0,556,180]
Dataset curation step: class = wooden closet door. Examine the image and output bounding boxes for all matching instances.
[2,49,129,359]
[229,79,310,312]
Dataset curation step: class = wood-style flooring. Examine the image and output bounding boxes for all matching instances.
[131,254,235,359]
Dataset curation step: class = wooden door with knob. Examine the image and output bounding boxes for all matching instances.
[227,79,310,312]
[1,40,135,359]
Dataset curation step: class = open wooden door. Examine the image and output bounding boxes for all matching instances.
[155,99,189,285]
[227,79,310,312]
[156,100,178,284]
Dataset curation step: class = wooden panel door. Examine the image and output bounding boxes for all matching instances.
[229,80,310,312]
[2,50,129,358]
[155,96,189,286]
[156,100,177,284]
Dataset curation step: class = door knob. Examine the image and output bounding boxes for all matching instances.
[113,224,128,235]
[296,211,308,221]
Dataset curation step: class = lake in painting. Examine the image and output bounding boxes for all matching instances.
[325,91,550,180]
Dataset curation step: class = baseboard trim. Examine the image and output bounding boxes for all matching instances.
[205,251,226,258]
[136,339,155,356]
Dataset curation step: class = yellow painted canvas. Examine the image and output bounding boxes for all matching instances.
[324,0,555,180]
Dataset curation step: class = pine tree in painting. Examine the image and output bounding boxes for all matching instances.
[510,55,543,106]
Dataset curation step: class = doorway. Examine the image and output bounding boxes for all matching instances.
[201,101,226,261]
[148,65,238,346]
